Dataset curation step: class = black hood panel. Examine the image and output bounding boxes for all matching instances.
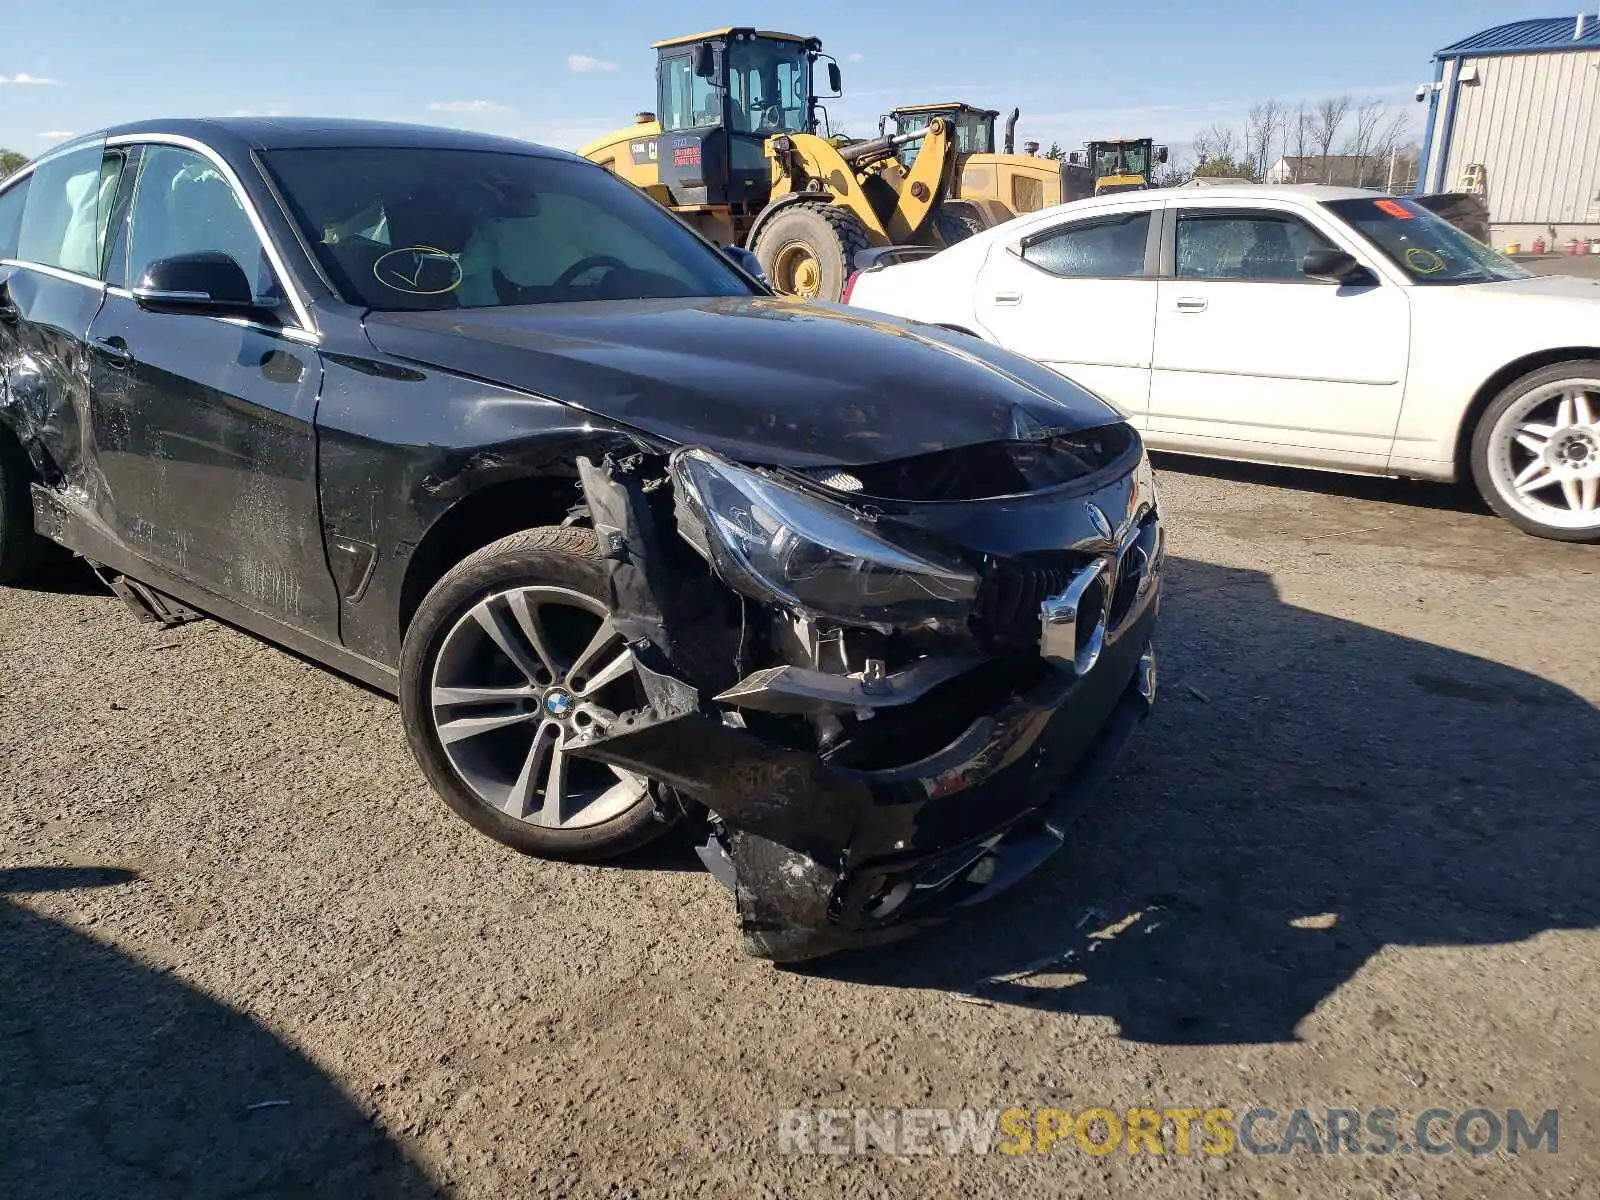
[362,297,1121,467]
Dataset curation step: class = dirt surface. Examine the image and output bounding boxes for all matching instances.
[2,459,1596,1199]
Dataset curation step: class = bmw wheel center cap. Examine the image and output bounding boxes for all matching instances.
[544,689,574,718]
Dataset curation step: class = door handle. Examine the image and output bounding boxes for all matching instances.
[992,291,1023,306]
[1174,296,1208,312]
[91,336,134,369]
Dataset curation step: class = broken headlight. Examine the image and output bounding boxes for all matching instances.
[671,448,980,629]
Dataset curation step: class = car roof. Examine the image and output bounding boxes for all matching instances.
[1060,182,1381,210]
[73,117,581,162]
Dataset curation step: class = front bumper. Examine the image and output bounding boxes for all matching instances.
[567,444,1163,960]
[574,584,1158,961]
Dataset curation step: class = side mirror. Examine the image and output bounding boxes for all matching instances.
[721,244,766,283]
[1301,247,1377,286]
[1155,145,1169,165]
[133,252,266,313]
[1069,151,1083,166]
[827,62,842,95]
[693,42,716,80]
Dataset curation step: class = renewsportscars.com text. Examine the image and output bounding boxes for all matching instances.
[777,1106,1559,1157]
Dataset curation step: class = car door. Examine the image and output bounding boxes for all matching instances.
[972,203,1160,425]
[1147,202,1410,469]
[0,140,122,493]
[84,140,337,634]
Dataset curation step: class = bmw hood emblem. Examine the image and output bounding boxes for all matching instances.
[544,690,574,718]
[1086,502,1114,541]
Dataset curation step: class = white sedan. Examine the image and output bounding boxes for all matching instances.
[846,184,1600,542]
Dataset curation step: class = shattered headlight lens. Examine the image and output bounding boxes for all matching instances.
[671,448,980,629]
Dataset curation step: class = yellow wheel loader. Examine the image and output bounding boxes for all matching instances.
[1069,138,1169,195]
[578,28,960,301]
[881,103,1093,236]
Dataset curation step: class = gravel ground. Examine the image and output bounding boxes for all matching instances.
[2,458,1596,1199]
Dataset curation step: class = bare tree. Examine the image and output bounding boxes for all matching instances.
[1310,93,1351,183]
[1245,99,1285,183]
[1283,102,1311,181]
[1341,97,1388,187]
[1192,122,1258,179]
[1371,112,1414,191]
[1191,123,1237,168]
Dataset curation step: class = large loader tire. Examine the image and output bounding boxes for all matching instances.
[936,204,986,245]
[751,202,871,302]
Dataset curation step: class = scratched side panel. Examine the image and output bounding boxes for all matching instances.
[84,293,337,634]
[314,342,641,666]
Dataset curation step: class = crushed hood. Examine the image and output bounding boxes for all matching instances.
[361,296,1121,467]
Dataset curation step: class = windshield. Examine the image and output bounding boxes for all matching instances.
[1322,196,1529,284]
[893,110,994,166]
[263,148,755,311]
[727,38,811,135]
[1094,143,1149,180]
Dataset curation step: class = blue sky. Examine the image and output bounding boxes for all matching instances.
[0,0,1569,161]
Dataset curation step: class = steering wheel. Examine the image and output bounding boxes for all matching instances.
[759,104,783,132]
[555,255,629,288]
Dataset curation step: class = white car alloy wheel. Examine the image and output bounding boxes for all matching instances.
[428,585,650,830]
[1486,378,1600,533]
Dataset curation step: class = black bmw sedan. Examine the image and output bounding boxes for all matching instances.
[0,119,1161,959]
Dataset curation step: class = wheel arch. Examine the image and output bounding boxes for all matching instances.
[397,472,582,642]
[1454,347,1600,481]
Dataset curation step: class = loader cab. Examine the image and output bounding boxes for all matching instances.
[1072,138,1169,194]
[885,104,997,168]
[654,28,835,207]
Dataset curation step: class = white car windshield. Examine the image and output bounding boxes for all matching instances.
[1323,196,1529,285]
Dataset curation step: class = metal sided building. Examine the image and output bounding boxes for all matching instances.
[1416,14,1600,245]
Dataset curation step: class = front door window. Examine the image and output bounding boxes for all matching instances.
[124,146,282,302]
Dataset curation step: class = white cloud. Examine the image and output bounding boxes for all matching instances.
[37,131,74,141]
[526,118,624,151]
[846,52,864,64]
[567,53,618,74]
[428,99,514,115]
[0,72,57,85]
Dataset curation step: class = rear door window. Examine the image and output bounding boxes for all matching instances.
[0,174,29,259]
[15,141,114,277]
[1021,210,1152,278]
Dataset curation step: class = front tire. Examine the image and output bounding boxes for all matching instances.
[1470,361,1600,542]
[751,201,871,302]
[399,527,674,860]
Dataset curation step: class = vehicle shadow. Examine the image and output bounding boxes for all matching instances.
[1150,451,1489,517]
[0,867,444,1199]
[802,555,1600,1045]
[15,553,109,596]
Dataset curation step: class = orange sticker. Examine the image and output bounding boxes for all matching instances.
[1375,199,1414,219]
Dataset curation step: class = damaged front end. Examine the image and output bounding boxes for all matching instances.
[567,422,1162,961]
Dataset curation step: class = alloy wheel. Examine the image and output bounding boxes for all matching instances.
[428,585,650,829]
[1488,379,1600,532]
